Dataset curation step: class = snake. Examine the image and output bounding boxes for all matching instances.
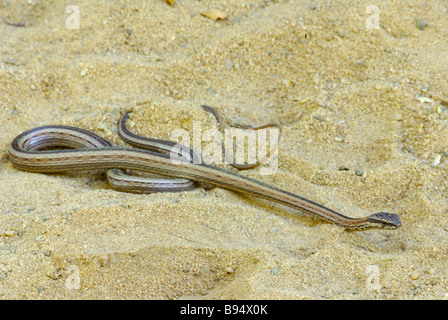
[7,107,401,230]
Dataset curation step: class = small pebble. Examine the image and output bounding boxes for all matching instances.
[225,266,234,274]
[225,59,233,71]
[355,169,363,176]
[38,285,45,293]
[410,272,420,280]
[417,19,427,30]
[4,59,20,66]
[47,271,61,280]
[98,253,111,267]
[354,58,365,66]
[270,266,279,275]
[433,154,441,166]
[430,278,439,286]
[337,30,348,38]
[4,230,15,237]
[97,122,107,131]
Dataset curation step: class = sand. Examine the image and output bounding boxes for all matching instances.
[1,0,448,299]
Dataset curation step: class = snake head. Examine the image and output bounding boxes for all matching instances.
[366,212,402,230]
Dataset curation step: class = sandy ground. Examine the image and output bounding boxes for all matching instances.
[1,0,448,299]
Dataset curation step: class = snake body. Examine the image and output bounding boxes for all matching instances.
[8,111,402,230]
